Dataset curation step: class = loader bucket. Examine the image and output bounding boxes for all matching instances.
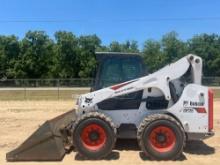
[6,109,76,161]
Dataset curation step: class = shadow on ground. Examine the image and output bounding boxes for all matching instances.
[184,140,215,155]
[74,139,215,161]
[74,139,138,161]
[75,151,120,161]
[115,139,187,161]
[139,152,187,161]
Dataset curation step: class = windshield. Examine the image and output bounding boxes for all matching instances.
[98,57,143,88]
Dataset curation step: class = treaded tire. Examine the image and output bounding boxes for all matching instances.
[137,114,185,160]
[72,112,116,159]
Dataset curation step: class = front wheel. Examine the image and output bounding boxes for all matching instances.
[137,114,185,160]
[72,112,116,159]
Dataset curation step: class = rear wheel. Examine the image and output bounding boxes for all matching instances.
[137,114,185,160]
[72,112,116,159]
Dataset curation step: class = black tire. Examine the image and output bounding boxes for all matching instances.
[72,112,116,159]
[137,114,185,160]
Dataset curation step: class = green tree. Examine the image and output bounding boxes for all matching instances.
[15,31,55,78]
[108,40,139,53]
[188,33,220,76]
[109,41,122,52]
[162,31,187,63]
[142,40,164,72]
[142,32,188,72]
[129,41,139,53]
[0,35,20,78]
[78,35,101,78]
[54,31,79,78]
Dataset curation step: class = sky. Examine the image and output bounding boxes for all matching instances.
[0,0,220,46]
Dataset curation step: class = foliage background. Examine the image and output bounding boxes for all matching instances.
[1,31,220,79]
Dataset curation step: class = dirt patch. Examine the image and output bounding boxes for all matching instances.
[0,100,220,165]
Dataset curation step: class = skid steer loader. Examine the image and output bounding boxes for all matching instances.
[6,53,214,161]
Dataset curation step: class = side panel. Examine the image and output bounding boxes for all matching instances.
[98,88,166,128]
[167,84,209,133]
[100,84,210,135]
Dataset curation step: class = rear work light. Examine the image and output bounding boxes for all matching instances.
[208,89,214,131]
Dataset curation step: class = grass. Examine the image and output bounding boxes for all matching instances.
[0,88,90,100]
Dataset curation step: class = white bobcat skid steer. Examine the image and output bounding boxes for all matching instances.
[74,54,214,160]
[6,54,214,161]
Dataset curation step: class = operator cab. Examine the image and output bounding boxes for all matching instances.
[93,52,147,91]
[93,52,148,110]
